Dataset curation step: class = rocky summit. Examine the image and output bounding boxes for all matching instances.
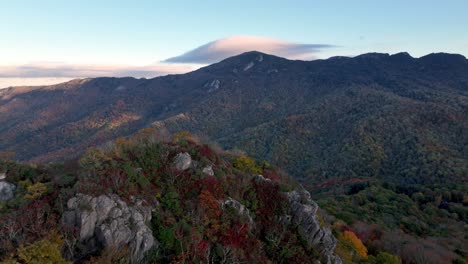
[0,131,345,263]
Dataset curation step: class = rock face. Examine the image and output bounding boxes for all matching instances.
[173,152,192,171]
[63,193,156,262]
[0,179,15,201]
[287,189,342,264]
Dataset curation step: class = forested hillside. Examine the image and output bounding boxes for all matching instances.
[1,51,467,263]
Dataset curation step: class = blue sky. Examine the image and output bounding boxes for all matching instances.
[1,0,467,86]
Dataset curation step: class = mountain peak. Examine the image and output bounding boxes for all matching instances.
[355,52,390,59]
[419,52,467,64]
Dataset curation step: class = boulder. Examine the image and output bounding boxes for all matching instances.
[173,153,192,171]
[202,165,214,176]
[0,172,6,180]
[287,189,342,264]
[63,193,156,262]
[0,181,16,201]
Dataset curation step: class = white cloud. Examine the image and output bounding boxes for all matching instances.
[164,35,335,63]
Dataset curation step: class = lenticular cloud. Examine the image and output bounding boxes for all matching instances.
[164,35,335,63]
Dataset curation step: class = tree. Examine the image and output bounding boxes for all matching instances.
[342,230,368,259]
[24,183,48,200]
[233,156,262,174]
[366,252,401,264]
[5,230,69,264]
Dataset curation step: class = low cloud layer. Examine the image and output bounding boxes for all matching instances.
[164,35,335,63]
[0,63,195,79]
[0,63,197,88]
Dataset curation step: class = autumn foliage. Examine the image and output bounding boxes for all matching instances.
[342,230,368,259]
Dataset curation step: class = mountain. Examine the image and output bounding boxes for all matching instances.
[2,51,467,186]
[1,51,467,262]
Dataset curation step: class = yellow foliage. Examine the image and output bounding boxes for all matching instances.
[173,131,195,143]
[342,230,368,259]
[6,230,69,264]
[79,148,111,169]
[24,182,48,200]
[233,155,262,174]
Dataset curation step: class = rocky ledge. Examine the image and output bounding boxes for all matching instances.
[287,188,342,264]
[62,193,156,262]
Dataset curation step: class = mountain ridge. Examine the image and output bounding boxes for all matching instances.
[1,51,468,181]
[1,50,467,262]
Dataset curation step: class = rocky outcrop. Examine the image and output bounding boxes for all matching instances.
[0,174,15,201]
[63,193,156,262]
[221,198,254,229]
[287,189,342,264]
[173,152,192,171]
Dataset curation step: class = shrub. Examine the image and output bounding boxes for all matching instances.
[342,230,368,259]
[366,251,401,264]
[5,230,69,264]
[233,156,262,174]
[24,183,48,200]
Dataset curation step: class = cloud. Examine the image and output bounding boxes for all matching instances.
[0,62,196,79]
[164,35,335,63]
[0,62,199,87]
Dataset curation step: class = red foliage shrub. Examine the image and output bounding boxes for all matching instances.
[252,180,287,227]
[262,169,281,182]
[198,144,216,161]
[201,176,225,199]
[221,223,249,249]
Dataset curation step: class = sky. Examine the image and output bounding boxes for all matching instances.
[1,0,467,87]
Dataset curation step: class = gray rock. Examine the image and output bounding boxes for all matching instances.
[0,172,6,180]
[202,165,214,176]
[63,193,157,263]
[254,174,271,182]
[243,62,255,71]
[287,189,342,264]
[221,198,255,229]
[173,152,192,171]
[0,181,16,201]
[206,79,220,93]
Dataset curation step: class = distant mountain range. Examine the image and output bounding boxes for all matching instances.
[1,51,467,186]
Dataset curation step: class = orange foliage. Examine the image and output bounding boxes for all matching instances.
[198,190,222,238]
[115,137,127,146]
[199,190,221,217]
[343,230,368,259]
